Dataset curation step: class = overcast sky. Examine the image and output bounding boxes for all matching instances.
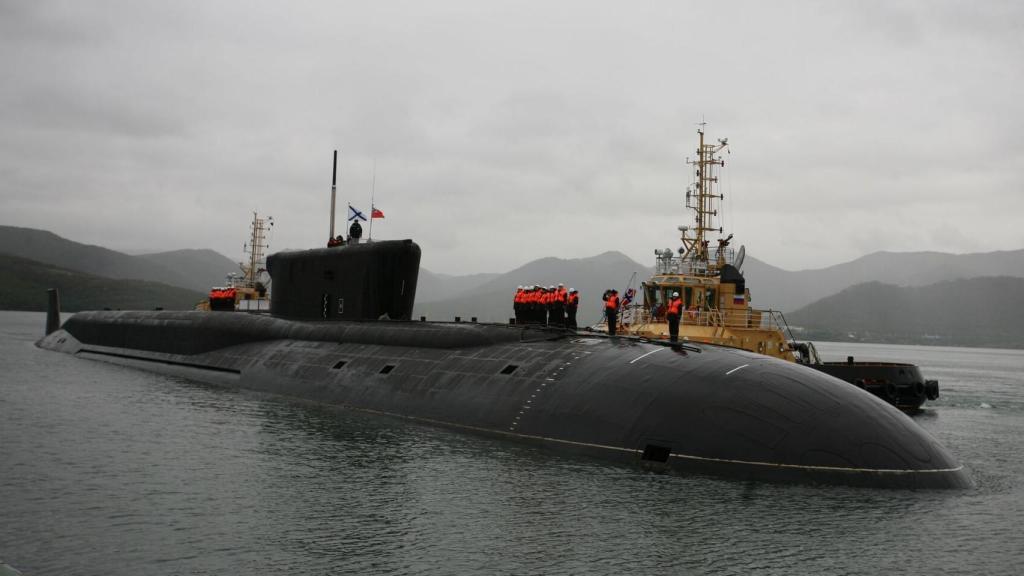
[2,0,1021,275]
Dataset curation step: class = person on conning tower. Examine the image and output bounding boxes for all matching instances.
[349,220,363,245]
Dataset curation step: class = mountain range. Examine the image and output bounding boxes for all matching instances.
[785,277,1024,349]
[0,225,240,293]
[0,252,204,312]
[743,250,1024,312]
[3,224,1023,347]
[414,251,646,326]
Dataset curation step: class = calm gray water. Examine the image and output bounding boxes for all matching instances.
[2,311,1023,575]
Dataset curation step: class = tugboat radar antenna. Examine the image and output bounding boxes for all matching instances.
[681,122,729,275]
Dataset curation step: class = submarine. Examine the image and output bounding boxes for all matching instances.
[36,238,971,488]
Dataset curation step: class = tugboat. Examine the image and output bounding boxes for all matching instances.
[196,212,273,312]
[615,126,940,411]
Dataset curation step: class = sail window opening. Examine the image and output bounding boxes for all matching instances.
[332,360,347,370]
[642,444,671,463]
[379,365,395,375]
[500,364,519,375]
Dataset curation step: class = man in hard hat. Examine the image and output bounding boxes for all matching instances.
[566,288,579,330]
[605,289,620,336]
[666,291,684,342]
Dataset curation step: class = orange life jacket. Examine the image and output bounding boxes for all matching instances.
[606,294,619,310]
[667,298,683,317]
[567,293,579,307]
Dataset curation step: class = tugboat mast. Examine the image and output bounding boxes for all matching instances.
[241,212,273,288]
[681,125,729,276]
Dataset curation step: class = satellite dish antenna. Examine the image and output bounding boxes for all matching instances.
[734,245,746,272]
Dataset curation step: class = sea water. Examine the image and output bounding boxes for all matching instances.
[1,311,1022,575]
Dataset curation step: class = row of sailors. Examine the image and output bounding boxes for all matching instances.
[513,284,580,329]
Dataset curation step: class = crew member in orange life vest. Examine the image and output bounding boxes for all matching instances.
[528,286,541,324]
[513,286,524,324]
[553,283,567,328]
[545,286,555,326]
[666,291,683,343]
[604,289,619,336]
[566,288,579,330]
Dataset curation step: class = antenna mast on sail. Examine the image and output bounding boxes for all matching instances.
[329,150,338,240]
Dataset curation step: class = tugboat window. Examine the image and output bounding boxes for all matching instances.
[500,364,519,375]
[379,365,395,374]
[332,360,347,370]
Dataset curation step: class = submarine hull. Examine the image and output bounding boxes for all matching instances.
[38,310,971,488]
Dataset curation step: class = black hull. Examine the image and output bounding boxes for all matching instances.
[810,362,940,411]
[37,310,971,489]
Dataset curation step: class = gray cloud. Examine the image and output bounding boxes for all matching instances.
[1,0,1021,274]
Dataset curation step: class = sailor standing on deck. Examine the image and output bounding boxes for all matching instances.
[348,220,362,245]
[554,283,567,328]
[528,282,536,323]
[513,286,524,324]
[566,288,579,330]
[666,291,683,343]
[545,286,555,326]
[605,289,620,336]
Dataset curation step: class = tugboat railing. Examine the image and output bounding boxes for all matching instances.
[626,305,791,332]
[767,309,798,343]
[655,247,735,276]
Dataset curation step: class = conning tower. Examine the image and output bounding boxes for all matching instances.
[267,240,420,321]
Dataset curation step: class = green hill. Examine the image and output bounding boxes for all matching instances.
[786,277,1024,348]
[0,253,206,312]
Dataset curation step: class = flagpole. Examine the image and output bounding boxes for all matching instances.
[372,157,380,238]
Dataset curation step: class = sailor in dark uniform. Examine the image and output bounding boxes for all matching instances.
[349,220,363,245]
[566,288,579,330]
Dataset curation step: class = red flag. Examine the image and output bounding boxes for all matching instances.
[371,206,385,219]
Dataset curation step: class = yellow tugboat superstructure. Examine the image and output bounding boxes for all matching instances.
[621,126,796,360]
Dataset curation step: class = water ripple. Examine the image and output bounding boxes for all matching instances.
[1,314,1022,575]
